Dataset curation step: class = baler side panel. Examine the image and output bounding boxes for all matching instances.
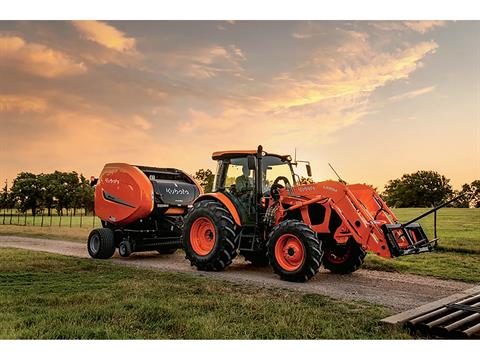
[95,163,154,226]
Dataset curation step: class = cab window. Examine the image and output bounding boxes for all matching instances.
[262,156,295,192]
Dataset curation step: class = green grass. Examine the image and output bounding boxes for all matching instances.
[0,248,411,339]
[0,225,89,242]
[364,252,480,283]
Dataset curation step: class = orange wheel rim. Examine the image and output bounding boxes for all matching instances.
[190,217,216,256]
[274,234,305,271]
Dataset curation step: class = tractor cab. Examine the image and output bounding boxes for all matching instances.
[211,148,301,224]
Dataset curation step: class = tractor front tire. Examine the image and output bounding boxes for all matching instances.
[322,238,366,274]
[267,220,323,282]
[183,200,240,271]
[87,228,115,259]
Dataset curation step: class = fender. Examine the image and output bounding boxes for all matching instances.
[194,193,242,226]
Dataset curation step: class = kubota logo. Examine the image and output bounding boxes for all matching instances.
[104,178,120,185]
[323,185,338,192]
[296,185,315,192]
[166,187,189,195]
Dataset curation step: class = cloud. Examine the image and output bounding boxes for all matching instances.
[262,35,438,111]
[292,32,312,39]
[72,21,136,52]
[132,114,152,130]
[372,21,445,34]
[177,30,439,151]
[157,44,247,79]
[0,95,48,113]
[389,86,435,102]
[403,21,445,34]
[0,36,86,78]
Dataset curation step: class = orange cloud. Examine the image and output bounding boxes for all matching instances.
[0,36,86,78]
[372,21,445,34]
[0,95,47,113]
[389,86,436,102]
[72,21,136,52]
[158,44,247,79]
[403,21,445,34]
[132,115,152,130]
[176,32,439,154]
[263,38,438,110]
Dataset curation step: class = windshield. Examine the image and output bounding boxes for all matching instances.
[262,156,295,192]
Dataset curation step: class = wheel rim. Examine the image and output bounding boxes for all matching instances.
[89,234,100,254]
[190,217,216,256]
[274,234,305,271]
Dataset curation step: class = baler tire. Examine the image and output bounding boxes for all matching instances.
[322,239,366,274]
[241,250,270,267]
[118,241,132,257]
[157,248,177,255]
[183,200,240,272]
[267,220,323,282]
[87,228,115,259]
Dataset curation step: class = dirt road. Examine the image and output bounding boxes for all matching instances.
[0,235,475,311]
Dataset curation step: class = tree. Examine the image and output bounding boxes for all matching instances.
[0,180,12,209]
[40,173,57,216]
[194,169,215,193]
[50,171,81,215]
[455,180,480,208]
[10,172,45,214]
[76,174,95,214]
[382,170,453,207]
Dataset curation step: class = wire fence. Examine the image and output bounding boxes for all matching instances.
[0,208,101,229]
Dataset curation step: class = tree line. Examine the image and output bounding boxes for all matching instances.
[0,172,94,215]
[0,169,478,215]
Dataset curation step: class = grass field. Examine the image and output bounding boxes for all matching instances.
[0,208,478,283]
[0,248,412,339]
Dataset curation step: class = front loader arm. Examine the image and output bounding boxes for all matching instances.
[285,181,435,259]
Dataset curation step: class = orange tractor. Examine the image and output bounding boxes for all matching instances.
[182,145,436,282]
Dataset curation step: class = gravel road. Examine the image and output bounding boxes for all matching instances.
[0,235,475,311]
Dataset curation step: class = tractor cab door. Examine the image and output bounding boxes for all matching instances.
[218,157,257,223]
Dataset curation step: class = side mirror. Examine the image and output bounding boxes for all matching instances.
[306,164,312,177]
[247,155,256,171]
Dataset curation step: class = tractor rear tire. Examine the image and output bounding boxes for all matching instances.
[87,228,115,259]
[267,220,323,282]
[157,248,177,255]
[183,200,240,271]
[241,250,269,267]
[322,238,366,274]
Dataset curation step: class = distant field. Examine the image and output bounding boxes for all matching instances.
[0,249,411,339]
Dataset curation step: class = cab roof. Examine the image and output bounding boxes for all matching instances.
[212,150,291,161]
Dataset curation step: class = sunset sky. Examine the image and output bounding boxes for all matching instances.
[0,20,479,190]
